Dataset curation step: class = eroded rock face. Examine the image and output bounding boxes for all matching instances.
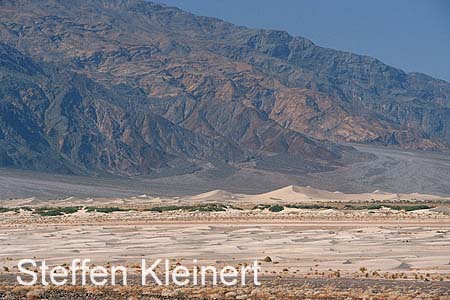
[0,41,340,176]
[0,0,449,175]
[0,43,251,175]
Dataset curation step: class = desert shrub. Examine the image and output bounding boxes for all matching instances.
[145,206,180,213]
[287,204,335,210]
[0,207,11,213]
[146,204,228,213]
[34,206,81,216]
[268,205,284,212]
[86,207,130,213]
[342,204,383,210]
[386,205,432,211]
[252,204,285,212]
[0,207,34,214]
[191,204,227,212]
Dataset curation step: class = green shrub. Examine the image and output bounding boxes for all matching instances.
[86,207,130,213]
[286,204,335,210]
[0,207,12,213]
[343,204,382,210]
[192,204,227,212]
[145,206,180,213]
[268,205,284,212]
[387,205,432,212]
[34,206,81,216]
[146,204,228,213]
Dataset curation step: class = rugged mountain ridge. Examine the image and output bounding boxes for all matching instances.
[0,40,342,175]
[0,0,449,176]
[0,42,251,175]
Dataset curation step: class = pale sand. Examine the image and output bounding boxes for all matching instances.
[1,221,449,278]
[177,185,450,204]
[250,185,450,203]
[2,184,449,207]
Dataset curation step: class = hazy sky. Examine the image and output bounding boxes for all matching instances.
[156,0,450,82]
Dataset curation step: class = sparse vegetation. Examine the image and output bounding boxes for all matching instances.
[86,207,131,214]
[387,204,433,212]
[146,204,228,213]
[0,202,437,218]
[192,204,227,212]
[253,203,435,212]
[34,206,81,217]
[252,204,285,212]
[0,207,13,213]
[343,204,383,210]
[286,204,335,210]
[268,205,284,212]
[346,204,433,211]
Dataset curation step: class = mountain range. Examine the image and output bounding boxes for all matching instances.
[1,0,450,177]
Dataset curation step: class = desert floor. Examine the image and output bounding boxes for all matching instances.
[2,216,450,299]
[1,221,450,279]
[1,188,450,299]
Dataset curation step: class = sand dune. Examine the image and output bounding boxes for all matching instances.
[233,185,448,204]
[1,185,449,208]
[187,189,240,202]
[183,185,450,204]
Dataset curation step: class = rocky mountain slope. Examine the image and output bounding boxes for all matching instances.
[0,0,449,176]
[0,39,341,175]
[0,42,254,175]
